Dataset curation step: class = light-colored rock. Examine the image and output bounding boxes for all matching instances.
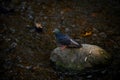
[50,44,110,71]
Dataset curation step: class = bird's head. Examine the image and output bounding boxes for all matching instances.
[53,28,60,34]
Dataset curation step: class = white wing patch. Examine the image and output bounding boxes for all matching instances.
[70,39,79,45]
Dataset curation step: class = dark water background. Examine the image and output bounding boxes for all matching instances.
[0,0,120,80]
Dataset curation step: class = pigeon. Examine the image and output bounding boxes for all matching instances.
[53,28,81,49]
[34,22,43,33]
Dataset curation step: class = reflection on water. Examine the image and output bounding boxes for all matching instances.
[0,0,120,80]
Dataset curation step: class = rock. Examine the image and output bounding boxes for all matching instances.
[50,44,110,71]
[10,42,17,48]
[99,32,107,38]
[86,75,92,78]
[9,28,16,33]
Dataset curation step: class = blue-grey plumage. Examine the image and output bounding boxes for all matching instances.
[53,28,80,48]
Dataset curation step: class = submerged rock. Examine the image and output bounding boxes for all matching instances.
[50,44,110,71]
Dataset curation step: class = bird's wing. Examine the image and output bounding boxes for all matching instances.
[65,34,79,46]
[70,39,79,45]
[57,34,71,45]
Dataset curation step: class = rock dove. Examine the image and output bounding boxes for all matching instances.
[53,28,81,49]
[35,23,43,33]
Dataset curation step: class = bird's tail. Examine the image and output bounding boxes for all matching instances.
[69,39,82,48]
[70,39,79,45]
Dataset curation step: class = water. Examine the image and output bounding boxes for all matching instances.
[0,0,120,80]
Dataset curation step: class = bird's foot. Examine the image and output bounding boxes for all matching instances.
[60,45,67,50]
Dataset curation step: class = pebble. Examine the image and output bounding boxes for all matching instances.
[9,28,16,33]
[26,24,31,28]
[99,32,107,38]
[44,16,48,19]
[101,70,106,74]
[71,24,76,27]
[28,14,34,20]
[29,28,35,33]
[86,75,92,78]
[17,64,24,68]
[17,64,32,70]
[26,66,32,70]
[60,11,64,14]
[16,56,22,62]
[93,28,99,33]
[65,27,71,35]
[19,2,27,12]
[10,42,17,48]
[5,38,11,42]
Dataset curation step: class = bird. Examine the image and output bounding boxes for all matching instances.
[53,28,81,50]
[34,22,43,33]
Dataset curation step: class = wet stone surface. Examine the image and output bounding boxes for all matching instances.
[50,44,110,71]
[0,0,120,80]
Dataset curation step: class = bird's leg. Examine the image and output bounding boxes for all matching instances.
[60,45,67,50]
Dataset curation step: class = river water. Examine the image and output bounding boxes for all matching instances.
[0,0,120,80]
